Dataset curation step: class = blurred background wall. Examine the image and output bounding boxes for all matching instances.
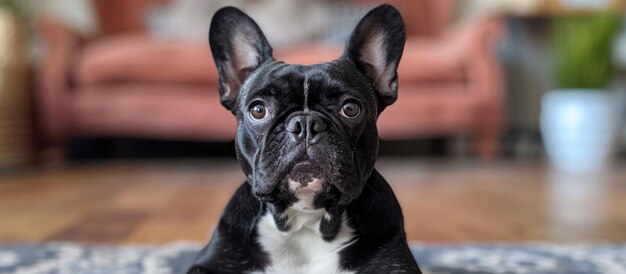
[1,0,625,171]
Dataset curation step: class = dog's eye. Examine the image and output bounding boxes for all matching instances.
[339,102,360,118]
[249,103,267,120]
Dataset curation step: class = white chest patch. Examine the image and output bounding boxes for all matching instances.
[251,208,356,274]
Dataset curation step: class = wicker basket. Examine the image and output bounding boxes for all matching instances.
[0,7,33,167]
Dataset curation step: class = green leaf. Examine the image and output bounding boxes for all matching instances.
[552,13,622,89]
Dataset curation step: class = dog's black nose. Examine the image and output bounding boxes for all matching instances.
[286,114,326,142]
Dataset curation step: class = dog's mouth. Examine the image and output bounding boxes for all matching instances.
[286,161,322,184]
[283,161,325,210]
[252,146,360,208]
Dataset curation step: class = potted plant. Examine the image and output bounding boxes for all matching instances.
[541,13,622,173]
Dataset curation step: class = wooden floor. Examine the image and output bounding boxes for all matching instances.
[1,159,626,245]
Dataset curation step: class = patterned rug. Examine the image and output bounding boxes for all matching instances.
[0,242,625,274]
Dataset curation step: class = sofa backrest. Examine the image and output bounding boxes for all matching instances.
[391,0,455,37]
[92,0,170,35]
[91,0,455,38]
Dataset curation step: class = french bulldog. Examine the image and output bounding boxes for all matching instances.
[188,4,421,274]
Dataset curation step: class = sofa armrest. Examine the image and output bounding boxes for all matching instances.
[468,18,504,103]
[452,17,505,157]
[35,17,80,143]
[448,17,505,102]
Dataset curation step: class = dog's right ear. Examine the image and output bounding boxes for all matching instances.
[209,7,273,111]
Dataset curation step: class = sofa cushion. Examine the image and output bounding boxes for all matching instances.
[71,83,236,140]
[378,82,479,139]
[276,41,465,83]
[276,45,343,65]
[398,38,466,83]
[74,35,218,85]
[74,35,465,86]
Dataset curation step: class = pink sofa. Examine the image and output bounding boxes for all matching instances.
[36,0,504,157]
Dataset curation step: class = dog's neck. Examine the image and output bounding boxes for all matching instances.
[265,201,346,242]
[254,202,357,274]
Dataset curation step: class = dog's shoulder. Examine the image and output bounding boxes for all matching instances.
[188,182,270,274]
[221,182,265,232]
[339,170,422,273]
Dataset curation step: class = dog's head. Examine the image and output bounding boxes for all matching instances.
[209,5,405,211]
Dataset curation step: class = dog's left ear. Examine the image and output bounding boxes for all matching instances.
[209,7,273,111]
[343,5,405,109]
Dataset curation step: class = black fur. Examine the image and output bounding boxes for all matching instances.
[189,4,420,273]
[189,183,269,273]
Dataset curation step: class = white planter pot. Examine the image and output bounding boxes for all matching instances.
[540,89,619,173]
